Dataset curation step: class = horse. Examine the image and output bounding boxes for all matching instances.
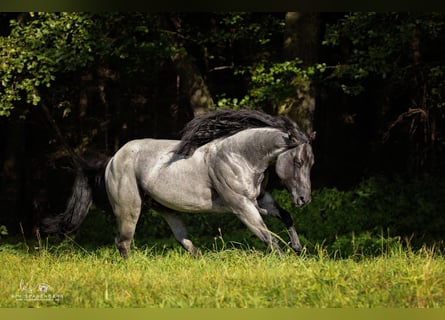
[41,109,315,257]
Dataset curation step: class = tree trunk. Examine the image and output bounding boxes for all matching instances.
[282,12,320,135]
[171,53,214,116]
[284,12,320,65]
[0,120,26,233]
[167,15,214,117]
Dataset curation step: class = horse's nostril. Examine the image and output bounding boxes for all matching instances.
[296,196,306,207]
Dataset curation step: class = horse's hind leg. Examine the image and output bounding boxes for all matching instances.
[158,209,199,256]
[113,202,141,259]
[105,160,142,258]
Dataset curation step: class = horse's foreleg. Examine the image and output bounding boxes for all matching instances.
[258,192,302,254]
[210,162,282,254]
[231,198,284,255]
[159,210,200,256]
[285,221,302,254]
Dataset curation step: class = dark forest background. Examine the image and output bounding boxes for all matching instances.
[1,12,444,251]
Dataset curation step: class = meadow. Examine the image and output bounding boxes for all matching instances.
[1,236,445,308]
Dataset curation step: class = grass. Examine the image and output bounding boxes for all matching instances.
[1,236,445,308]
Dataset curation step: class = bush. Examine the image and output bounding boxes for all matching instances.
[273,176,445,251]
[0,225,8,238]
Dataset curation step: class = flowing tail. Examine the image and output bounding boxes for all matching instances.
[40,155,110,235]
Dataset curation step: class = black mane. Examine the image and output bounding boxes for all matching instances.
[174,109,309,157]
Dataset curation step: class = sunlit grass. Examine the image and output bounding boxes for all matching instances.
[1,238,444,307]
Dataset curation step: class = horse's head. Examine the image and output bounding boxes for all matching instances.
[275,141,314,207]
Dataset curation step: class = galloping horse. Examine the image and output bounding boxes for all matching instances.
[41,109,315,257]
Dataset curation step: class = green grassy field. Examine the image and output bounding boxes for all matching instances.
[1,238,444,308]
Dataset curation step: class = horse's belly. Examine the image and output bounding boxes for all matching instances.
[145,169,228,213]
[149,185,227,214]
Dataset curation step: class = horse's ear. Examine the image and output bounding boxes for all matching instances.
[310,131,316,141]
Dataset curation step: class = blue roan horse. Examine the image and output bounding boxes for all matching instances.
[41,110,315,257]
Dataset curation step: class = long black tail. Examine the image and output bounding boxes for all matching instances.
[40,155,110,235]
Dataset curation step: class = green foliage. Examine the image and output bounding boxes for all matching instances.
[0,13,97,116]
[219,59,325,109]
[0,12,174,118]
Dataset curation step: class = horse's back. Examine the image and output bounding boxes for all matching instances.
[105,139,179,199]
[115,138,178,158]
[108,138,177,169]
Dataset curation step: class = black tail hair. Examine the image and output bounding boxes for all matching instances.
[40,155,109,235]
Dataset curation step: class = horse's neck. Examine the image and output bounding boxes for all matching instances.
[217,128,285,170]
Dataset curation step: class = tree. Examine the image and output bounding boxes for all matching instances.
[323,12,445,176]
